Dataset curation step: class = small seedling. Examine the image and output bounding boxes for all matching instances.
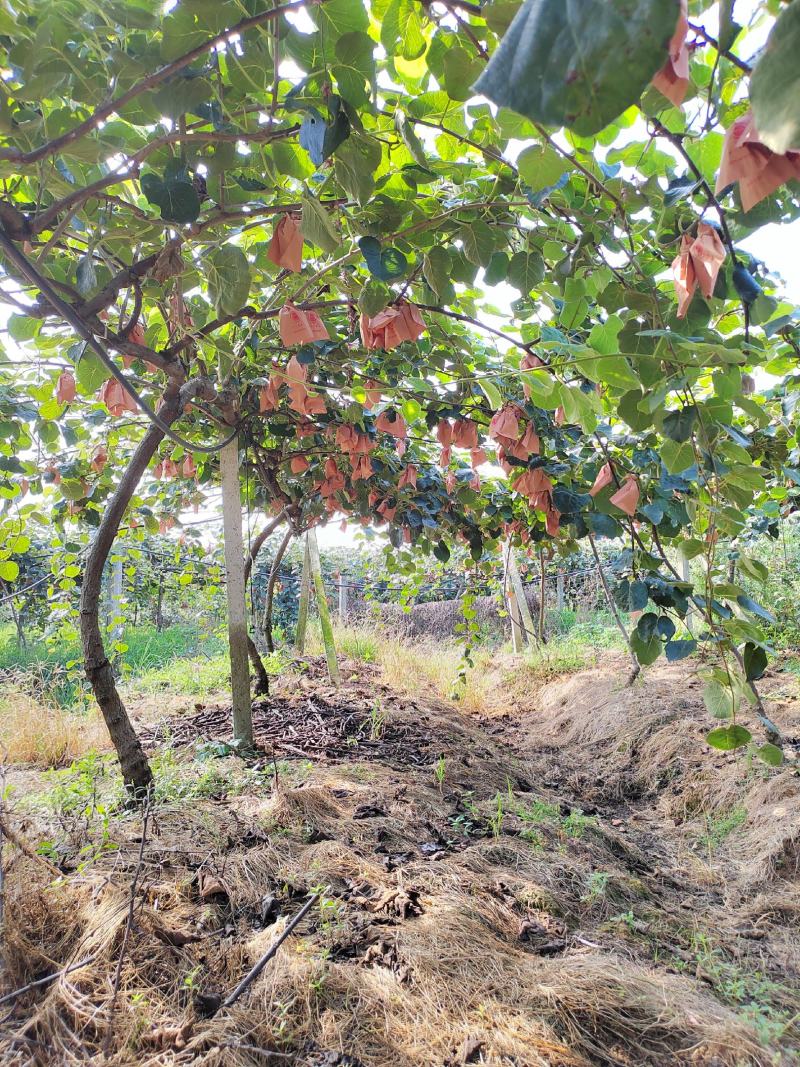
[489,792,504,838]
[366,702,387,740]
[433,755,446,792]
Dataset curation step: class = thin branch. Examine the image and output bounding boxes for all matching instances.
[0,956,96,1008]
[587,531,640,686]
[222,889,322,1009]
[650,118,738,264]
[688,21,752,74]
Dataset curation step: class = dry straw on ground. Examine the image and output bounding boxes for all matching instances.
[1,653,797,1065]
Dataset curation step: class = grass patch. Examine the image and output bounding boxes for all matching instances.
[674,932,799,1047]
[132,653,231,696]
[701,804,748,850]
[521,615,624,679]
[0,689,109,766]
[0,624,226,705]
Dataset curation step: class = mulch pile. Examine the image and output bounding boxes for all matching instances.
[139,685,441,768]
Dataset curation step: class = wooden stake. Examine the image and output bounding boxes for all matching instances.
[220,437,252,744]
[507,543,537,648]
[307,528,340,684]
[295,536,311,652]
[503,543,524,652]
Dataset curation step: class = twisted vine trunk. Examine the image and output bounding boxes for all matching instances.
[80,394,180,794]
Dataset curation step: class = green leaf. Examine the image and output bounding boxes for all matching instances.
[661,439,695,474]
[140,171,200,224]
[334,132,381,205]
[475,0,680,136]
[0,559,20,581]
[461,221,496,267]
[703,680,735,720]
[206,245,251,318]
[665,639,696,662]
[507,250,544,292]
[394,109,428,167]
[718,0,741,52]
[706,724,752,752]
[333,30,376,107]
[423,246,452,301]
[662,405,697,443]
[381,0,427,60]
[433,540,450,563]
[358,280,390,317]
[743,642,768,682]
[631,629,661,666]
[736,595,774,624]
[76,349,110,394]
[479,379,503,410]
[750,1,800,155]
[301,193,340,254]
[76,254,97,296]
[756,743,783,768]
[518,144,567,192]
[443,47,483,101]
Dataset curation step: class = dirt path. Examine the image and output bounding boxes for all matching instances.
[2,656,798,1066]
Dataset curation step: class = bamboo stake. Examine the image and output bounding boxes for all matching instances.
[295,536,311,652]
[307,529,340,685]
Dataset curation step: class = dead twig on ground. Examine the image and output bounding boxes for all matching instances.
[222,888,323,1010]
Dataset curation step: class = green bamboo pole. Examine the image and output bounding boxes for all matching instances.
[295,536,311,652]
[307,528,340,685]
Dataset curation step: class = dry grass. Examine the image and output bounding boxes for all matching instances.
[305,622,502,714]
[0,689,109,766]
[2,653,798,1066]
[2,762,786,1067]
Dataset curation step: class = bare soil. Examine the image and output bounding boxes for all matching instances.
[2,654,799,1066]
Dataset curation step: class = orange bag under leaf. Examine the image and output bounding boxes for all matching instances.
[182,455,197,478]
[290,455,310,474]
[452,419,478,450]
[259,381,280,413]
[651,0,690,106]
[360,302,426,351]
[610,475,640,517]
[690,223,726,300]
[363,379,383,409]
[91,446,107,473]
[470,447,487,469]
[279,303,329,346]
[99,378,138,417]
[671,234,697,318]
[716,110,800,213]
[545,507,561,537]
[437,419,453,447]
[489,405,520,443]
[671,223,725,317]
[336,424,358,453]
[351,455,373,482]
[56,371,76,405]
[398,464,417,490]
[268,214,303,273]
[375,410,407,439]
[376,499,397,522]
[589,462,615,497]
